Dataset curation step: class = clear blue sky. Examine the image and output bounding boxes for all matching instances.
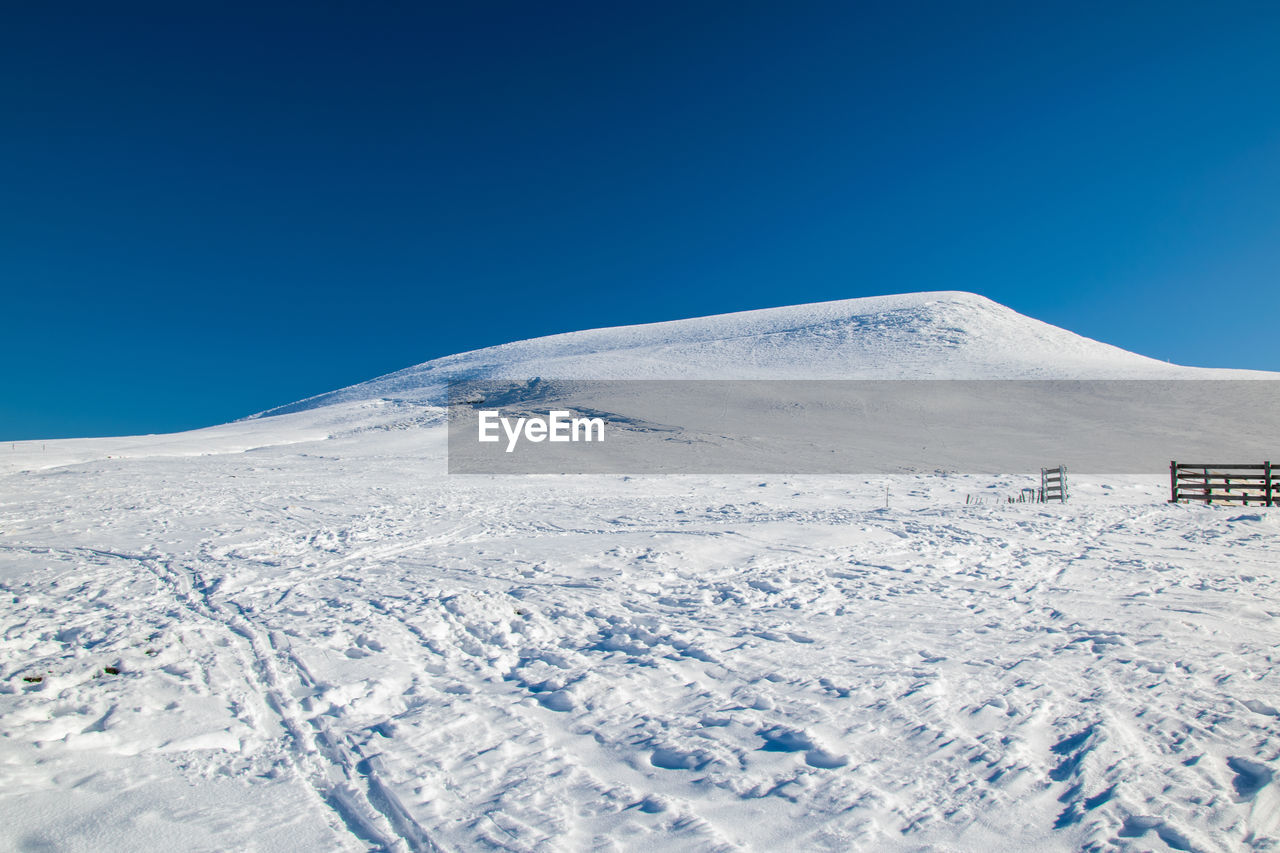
[3,2,1279,438]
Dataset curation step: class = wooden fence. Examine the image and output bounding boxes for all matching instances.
[1041,465,1067,503]
[1169,461,1275,506]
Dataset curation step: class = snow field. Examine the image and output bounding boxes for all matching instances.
[3,433,1278,851]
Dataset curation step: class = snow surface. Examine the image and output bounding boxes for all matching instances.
[2,293,1279,851]
[255,291,1275,417]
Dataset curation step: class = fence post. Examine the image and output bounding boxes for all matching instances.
[1169,461,1178,503]
[1267,461,1273,508]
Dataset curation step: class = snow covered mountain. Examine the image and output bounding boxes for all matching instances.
[256,291,1269,418]
[8,291,1275,477]
[6,292,1280,851]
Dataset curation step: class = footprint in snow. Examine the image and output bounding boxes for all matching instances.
[536,689,574,712]
[758,726,814,753]
[757,726,849,769]
[1226,757,1273,801]
[1116,815,1195,851]
[804,748,849,769]
[650,747,708,771]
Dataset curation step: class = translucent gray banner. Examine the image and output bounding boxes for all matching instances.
[446,380,1280,474]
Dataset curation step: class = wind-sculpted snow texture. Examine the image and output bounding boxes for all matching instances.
[3,423,1279,851]
[2,293,1279,851]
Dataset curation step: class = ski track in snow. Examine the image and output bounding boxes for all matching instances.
[2,434,1279,852]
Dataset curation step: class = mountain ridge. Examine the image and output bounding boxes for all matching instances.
[254,291,1275,418]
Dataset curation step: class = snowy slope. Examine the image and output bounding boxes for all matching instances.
[3,293,1280,852]
[256,291,1273,418]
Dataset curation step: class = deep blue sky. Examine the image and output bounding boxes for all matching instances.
[4,2,1279,438]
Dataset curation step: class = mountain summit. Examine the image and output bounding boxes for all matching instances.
[257,291,1262,417]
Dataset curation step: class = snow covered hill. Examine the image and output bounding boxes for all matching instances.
[256,291,1272,418]
[7,291,1277,477]
[4,293,1280,852]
